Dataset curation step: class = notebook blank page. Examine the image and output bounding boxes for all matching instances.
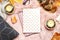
[23,8,40,33]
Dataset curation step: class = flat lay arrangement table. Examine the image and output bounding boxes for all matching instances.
[1,0,60,40]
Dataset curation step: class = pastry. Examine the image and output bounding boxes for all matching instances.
[9,0,23,5]
[9,0,15,5]
[54,0,60,6]
[14,0,23,4]
[11,16,17,24]
[51,32,60,40]
[38,0,57,13]
[0,0,2,2]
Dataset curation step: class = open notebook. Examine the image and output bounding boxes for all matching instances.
[23,8,41,33]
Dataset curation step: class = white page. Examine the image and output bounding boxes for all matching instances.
[23,8,40,33]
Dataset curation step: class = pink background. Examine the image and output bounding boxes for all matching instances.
[5,0,60,40]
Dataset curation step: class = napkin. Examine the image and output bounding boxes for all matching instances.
[0,16,19,40]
